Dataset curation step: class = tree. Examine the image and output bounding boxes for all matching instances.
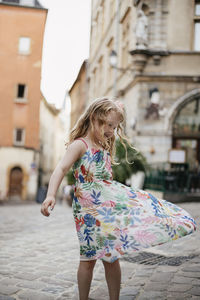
[66,169,76,185]
[112,139,147,184]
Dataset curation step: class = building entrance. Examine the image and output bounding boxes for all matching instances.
[172,97,200,169]
[144,97,200,200]
[9,166,23,197]
[171,98,200,194]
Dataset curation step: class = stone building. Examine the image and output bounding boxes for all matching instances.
[38,98,68,199]
[0,0,47,201]
[88,0,200,185]
[69,60,88,129]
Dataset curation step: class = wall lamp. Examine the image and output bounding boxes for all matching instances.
[109,50,135,73]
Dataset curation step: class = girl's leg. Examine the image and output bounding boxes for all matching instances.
[102,259,121,300]
[77,260,96,300]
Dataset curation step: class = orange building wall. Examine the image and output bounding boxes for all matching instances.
[0,4,47,149]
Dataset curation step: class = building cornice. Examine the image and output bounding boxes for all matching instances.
[136,74,200,80]
[130,49,200,56]
[123,74,200,94]
[105,73,200,97]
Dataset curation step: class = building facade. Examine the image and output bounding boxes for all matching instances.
[88,0,200,173]
[0,0,47,201]
[39,98,68,198]
[69,60,88,129]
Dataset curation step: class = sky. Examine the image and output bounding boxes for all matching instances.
[39,0,91,108]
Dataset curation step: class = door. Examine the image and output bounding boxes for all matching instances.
[9,167,23,196]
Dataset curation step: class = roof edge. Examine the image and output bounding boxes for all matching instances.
[69,60,88,94]
[0,2,48,10]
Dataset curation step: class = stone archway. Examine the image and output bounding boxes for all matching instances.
[164,88,200,134]
[164,89,200,171]
[8,166,23,198]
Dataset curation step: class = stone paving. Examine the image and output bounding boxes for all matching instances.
[0,201,200,300]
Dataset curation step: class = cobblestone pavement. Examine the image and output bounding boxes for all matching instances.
[0,201,200,300]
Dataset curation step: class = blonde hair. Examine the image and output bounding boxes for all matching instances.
[67,97,134,164]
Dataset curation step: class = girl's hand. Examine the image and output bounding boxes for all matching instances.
[41,196,56,217]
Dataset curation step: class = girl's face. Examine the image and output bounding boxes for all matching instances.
[93,110,120,141]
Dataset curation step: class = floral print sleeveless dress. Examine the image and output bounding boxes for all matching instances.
[72,139,196,263]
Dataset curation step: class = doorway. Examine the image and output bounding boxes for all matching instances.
[172,97,200,169]
[9,166,23,197]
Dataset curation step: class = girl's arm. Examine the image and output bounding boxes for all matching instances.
[41,140,85,217]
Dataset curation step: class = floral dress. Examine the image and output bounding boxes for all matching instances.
[72,139,196,263]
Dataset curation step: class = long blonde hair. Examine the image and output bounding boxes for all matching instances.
[67,97,133,164]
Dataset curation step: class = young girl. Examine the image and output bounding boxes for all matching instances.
[41,97,196,300]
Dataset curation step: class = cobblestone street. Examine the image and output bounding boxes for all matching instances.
[0,201,200,300]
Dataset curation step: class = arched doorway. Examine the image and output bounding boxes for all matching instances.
[9,167,23,197]
[170,96,200,195]
[172,97,200,170]
[145,90,200,199]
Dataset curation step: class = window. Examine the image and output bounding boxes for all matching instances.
[93,67,97,98]
[194,23,200,50]
[148,0,168,49]
[101,2,105,35]
[98,56,104,91]
[107,37,114,88]
[13,128,25,146]
[15,84,27,103]
[173,98,200,135]
[17,84,25,98]
[109,0,115,19]
[121,9,130,69]
[194,1,200,50]
[18,37,31,55]
[195,1,200,15]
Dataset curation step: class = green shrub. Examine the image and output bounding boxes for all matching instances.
[112,139,148,184]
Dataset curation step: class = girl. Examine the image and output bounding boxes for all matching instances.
[41,97,196,300]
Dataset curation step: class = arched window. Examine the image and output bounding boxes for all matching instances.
[173,98,200,137]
